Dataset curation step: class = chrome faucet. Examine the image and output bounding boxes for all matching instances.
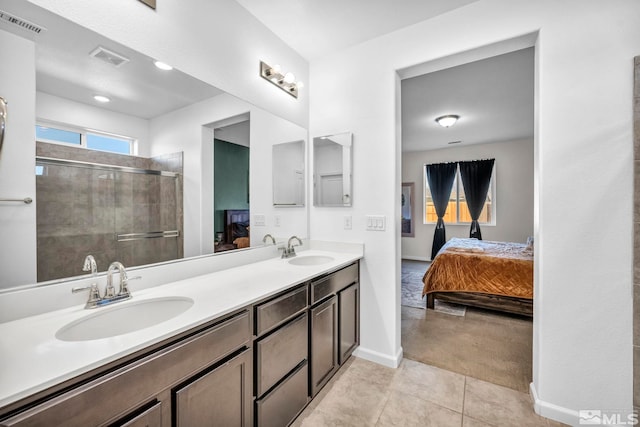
[82,255,97,276]
[281,236,302,258]
[263,234,276,245]
[107,261,131,299]
[73,260,138,309]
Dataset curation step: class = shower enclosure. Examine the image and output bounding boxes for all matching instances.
[35,152,183,282]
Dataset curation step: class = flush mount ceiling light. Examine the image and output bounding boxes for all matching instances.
[260,61,303,99]
[93,95,111,103]
[435,115,459,128]
[154,60,173,71]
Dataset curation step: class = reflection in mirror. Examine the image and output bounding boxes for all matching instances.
[313,132,353,206]
[212,117,250,253]
[273,140,305,206]
[0,2,308,288]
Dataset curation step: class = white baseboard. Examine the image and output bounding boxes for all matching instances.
[402,255,430,262]
[353,345,403,369]
[530,382,580,426]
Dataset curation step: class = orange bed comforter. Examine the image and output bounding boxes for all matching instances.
[422,238,533,299]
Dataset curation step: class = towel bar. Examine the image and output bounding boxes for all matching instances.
[0,197,32,204]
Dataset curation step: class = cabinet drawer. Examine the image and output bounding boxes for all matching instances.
[255,362,309,427]
[0,311,250,427]
[255,285,308,336]
[255,312,308,397]
[311,263,358,305]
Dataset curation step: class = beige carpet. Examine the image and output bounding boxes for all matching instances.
[401,304,533,393]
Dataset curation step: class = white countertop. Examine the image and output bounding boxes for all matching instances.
[0,248,362,409]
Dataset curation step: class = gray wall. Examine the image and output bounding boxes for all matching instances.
[401,138,533,260]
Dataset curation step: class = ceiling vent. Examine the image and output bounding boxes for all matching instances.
[0,9,46,35]
[447,140,462,145]
[89,46,130,68]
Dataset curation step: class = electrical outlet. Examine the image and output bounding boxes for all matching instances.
[274,215,281,227]
[344,215,352,230]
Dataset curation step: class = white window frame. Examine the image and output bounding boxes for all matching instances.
[423,163,496,226]
[36,120,137,155]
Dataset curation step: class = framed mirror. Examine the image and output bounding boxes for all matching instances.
[401,182,415,237]
[313,132,352,207]
[273,140,305,207]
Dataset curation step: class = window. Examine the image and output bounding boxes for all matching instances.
[424,164,495,225]
[36,123,134,155]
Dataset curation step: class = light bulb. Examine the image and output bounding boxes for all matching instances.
[154,60,173,71]
[271,64,282,75]
[283,72,295,84]
[296,81,304,89]
[93,95,111,103]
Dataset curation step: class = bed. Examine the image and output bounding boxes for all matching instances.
[422,237,533,316]
[214,209,250,252]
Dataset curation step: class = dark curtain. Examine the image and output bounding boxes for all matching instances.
[459,159,495,240]
[426,162,457,260]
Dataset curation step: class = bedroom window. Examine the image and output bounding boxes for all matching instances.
[36,123,135,155]
[424,165,495,225]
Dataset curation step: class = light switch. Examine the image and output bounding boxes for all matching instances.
[254,214,266,226]
[366,215,386,231]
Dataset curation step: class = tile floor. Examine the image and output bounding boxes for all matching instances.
[292,357,565,427]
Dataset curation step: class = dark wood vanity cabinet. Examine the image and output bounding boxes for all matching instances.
[309,262,360,397]
[0,260,360,427]
[0,310,252,427]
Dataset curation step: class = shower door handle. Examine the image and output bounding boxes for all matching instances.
[0,97,6,152]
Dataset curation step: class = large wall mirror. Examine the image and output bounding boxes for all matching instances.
[313,132,353,206]
[0,2,308,287]
[273,140,305,206]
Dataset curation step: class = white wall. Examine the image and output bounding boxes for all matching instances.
[402,138,534,260]
[0,31,36,288]
[309,0,639,424]
[27,0,309,128]
[149,93,308,257]
[36,92,151,156]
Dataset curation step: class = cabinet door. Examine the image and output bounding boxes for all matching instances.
[339,283,359,365]
[310,296,338,397]
[119,402,162,427]
[174,349,252,427]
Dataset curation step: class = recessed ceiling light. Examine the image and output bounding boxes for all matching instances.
[93,95,111,103]
[154,60,173,71]
[435,115,459,128]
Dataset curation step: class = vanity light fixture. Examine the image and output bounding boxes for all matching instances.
[260,61,303,98]
[93,95,111,103]
[435,115,459,128]
[154,60,173,71]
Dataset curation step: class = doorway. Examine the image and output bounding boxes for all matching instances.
[399,45,535,393]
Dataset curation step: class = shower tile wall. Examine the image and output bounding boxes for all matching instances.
[36,143,184,282]
[634,55,639,412]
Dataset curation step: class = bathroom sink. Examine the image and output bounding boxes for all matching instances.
[56,297,194,342]
[288,255,334,266]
